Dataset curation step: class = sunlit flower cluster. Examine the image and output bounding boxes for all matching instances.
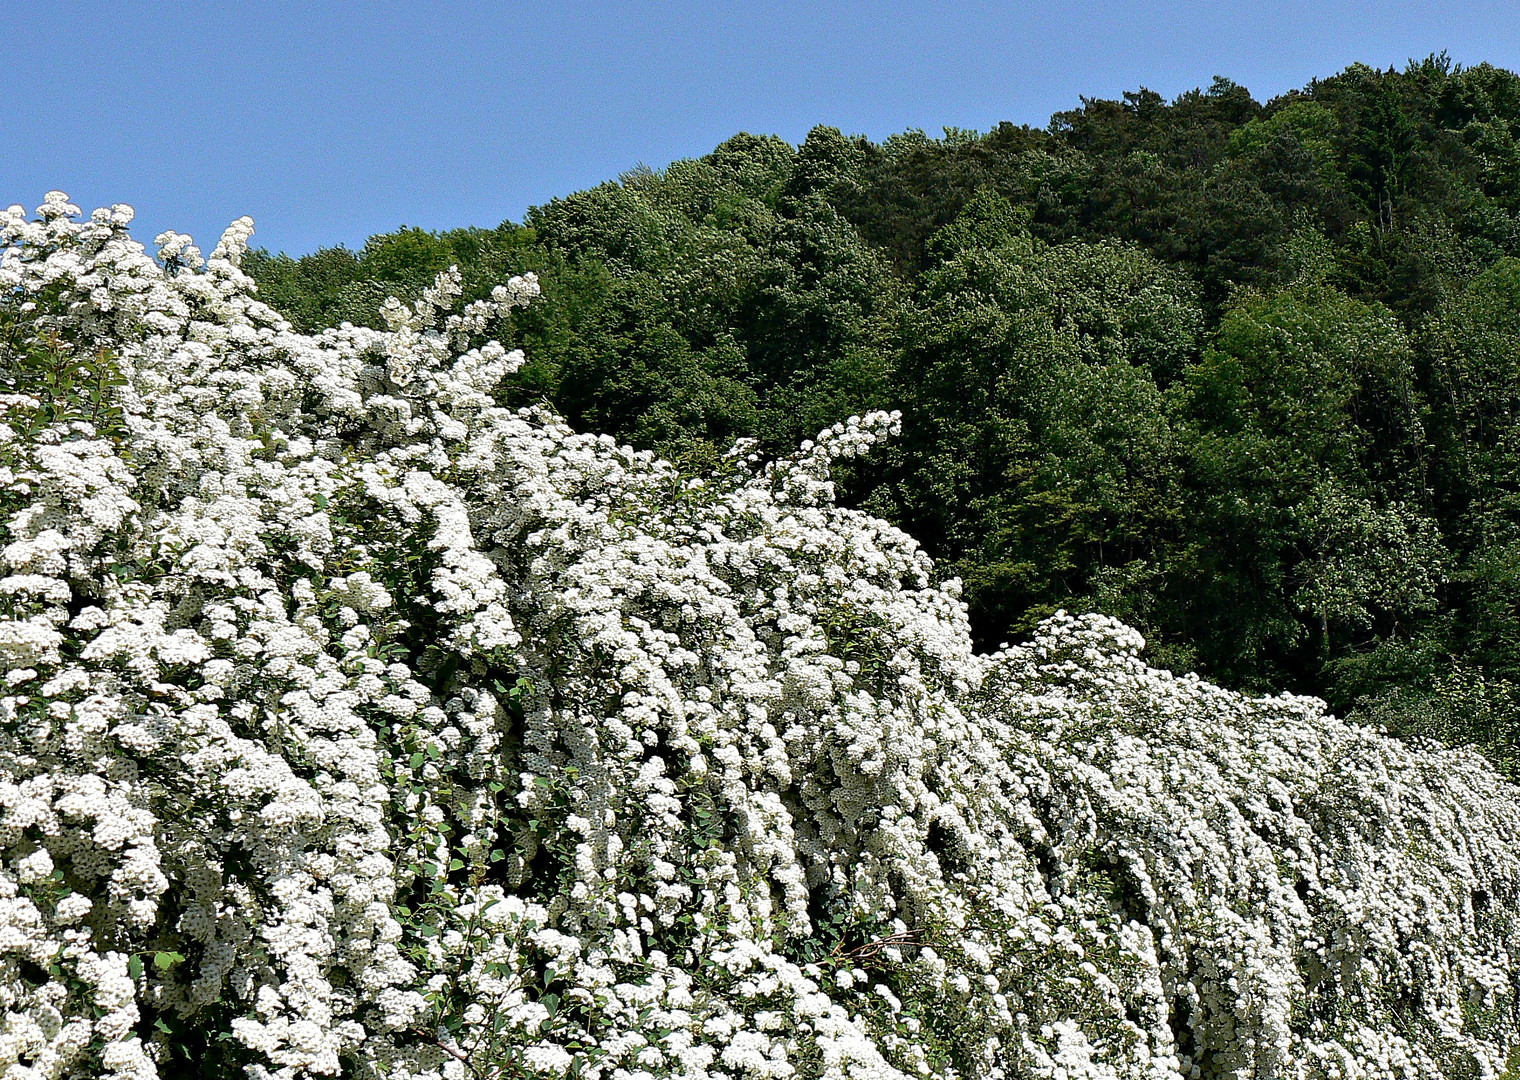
[0,192,1516,1080]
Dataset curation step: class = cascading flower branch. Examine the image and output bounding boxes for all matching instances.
[0,191,1517,1080]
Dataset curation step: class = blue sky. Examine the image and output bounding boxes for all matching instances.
[4,1,1520,256]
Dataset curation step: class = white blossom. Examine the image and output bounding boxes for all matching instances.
[0,193,1514,1080]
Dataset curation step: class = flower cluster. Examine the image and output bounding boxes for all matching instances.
[0,192,1516,1080]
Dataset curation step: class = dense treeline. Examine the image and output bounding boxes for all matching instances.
[248,56,1520,773]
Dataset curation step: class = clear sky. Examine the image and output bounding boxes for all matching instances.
[5,1,1519,257]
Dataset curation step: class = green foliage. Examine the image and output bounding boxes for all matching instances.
[869,205,1196,648]
[246,55,1520,775]
[244,221,539,332]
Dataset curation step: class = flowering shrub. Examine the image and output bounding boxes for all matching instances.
[0,191,1518,1080]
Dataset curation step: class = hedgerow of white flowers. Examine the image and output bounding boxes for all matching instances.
[0,191,1518,1080]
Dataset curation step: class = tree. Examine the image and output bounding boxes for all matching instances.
[868,193,1195,648]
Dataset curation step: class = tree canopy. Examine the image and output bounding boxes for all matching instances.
[245,58,1520,775]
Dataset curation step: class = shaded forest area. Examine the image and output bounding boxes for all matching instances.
[248,57,1520,773]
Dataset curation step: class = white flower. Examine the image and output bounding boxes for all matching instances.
[0,191,1514,1080]
[16,847,54,883]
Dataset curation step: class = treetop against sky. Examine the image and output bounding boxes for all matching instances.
[4,0,1519,255]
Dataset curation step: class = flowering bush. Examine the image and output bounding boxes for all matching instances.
[0,191,1518,1080]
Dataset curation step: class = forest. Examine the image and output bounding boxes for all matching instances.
[9,55,1520,1080]
[251,55,1520,776]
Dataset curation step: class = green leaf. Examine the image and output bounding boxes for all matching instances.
[128,955,143,979]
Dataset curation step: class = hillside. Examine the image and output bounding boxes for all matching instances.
[248,57,1520,776]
